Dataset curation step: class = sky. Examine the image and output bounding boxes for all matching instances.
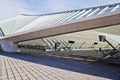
[0,0,120,21]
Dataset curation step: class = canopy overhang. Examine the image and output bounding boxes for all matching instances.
[0,11,120,43]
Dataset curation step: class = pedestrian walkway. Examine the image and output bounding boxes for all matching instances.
[0,52,120,80]
[0,55,2,80]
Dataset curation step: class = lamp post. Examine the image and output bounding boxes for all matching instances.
[54,42,60,51]
[65,40,75,50]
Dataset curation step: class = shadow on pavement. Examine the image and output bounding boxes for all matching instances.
[0,52,120,80]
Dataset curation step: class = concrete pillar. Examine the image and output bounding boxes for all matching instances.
[0,40,18,52]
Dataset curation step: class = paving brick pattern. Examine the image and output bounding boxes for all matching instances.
[0,52,120,80]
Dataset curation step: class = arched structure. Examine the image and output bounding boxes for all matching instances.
[0,3,120,52]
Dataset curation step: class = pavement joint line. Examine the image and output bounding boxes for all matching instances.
[6,58,16,80]
[15,58,38,80]
[11,58,30,80]
[3,56,9,80]
[21,61,52,80]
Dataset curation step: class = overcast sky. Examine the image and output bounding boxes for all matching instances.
[0,0,120,21]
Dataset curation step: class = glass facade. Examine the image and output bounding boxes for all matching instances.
[11,15,39,34]
[0,15,39,35]
[0,17,17,35]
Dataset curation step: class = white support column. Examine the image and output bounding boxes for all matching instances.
[0,40,18,52]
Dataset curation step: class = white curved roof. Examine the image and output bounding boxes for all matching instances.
[0,3,120,36]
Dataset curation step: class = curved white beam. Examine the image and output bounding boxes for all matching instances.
[1,11,120,43]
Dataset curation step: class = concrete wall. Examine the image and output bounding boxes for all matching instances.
[0,40,18,52]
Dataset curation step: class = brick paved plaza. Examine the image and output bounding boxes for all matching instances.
[0,52,120,80]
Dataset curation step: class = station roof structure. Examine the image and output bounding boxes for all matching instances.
[0,3,120,43]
